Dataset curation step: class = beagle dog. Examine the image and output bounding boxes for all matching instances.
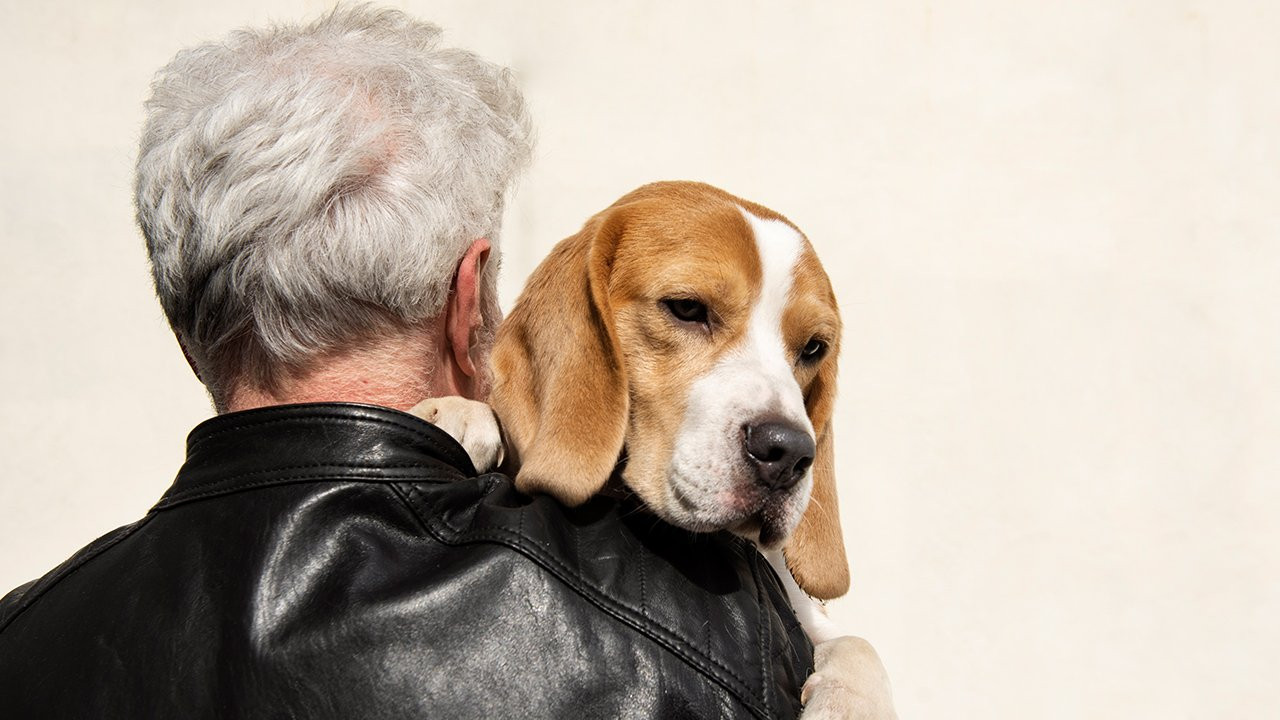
[415,181,896,719]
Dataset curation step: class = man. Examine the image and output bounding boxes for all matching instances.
[0,7,813,718]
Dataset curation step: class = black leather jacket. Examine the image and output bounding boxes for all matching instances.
[0,403,812,718]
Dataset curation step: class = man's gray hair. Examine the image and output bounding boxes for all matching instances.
[135,4,533,402]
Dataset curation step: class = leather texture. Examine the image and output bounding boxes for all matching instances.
[0,403,813,718]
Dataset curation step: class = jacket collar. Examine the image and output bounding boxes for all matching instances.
[155,403,474,510]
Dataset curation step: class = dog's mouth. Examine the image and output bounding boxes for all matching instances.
[665,480,801,547]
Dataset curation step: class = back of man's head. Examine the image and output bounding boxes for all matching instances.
[135,5,533,409]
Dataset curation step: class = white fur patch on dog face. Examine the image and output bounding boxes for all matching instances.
[662,208,815,545]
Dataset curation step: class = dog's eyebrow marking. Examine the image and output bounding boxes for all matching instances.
[739,207,802,362]
[711,206,808,430]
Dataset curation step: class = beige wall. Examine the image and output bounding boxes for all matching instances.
[2,1,1277,716]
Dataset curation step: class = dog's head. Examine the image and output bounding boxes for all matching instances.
[490,181,848,599]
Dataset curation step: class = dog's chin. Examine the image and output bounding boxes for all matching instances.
[729,504,796,549]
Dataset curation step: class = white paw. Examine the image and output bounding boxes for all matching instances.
[408,396,505,473]
[800,636,898,720]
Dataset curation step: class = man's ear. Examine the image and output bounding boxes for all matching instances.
[445,238,491,390]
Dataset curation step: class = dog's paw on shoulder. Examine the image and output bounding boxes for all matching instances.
[800,636,898,720]
[408,396,505,473]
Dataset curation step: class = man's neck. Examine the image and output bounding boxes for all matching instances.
[223,326,463,413]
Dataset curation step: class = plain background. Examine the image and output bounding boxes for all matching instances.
[2,1,1277,717]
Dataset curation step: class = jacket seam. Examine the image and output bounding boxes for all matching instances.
[153,470,445,510]
[191,413,430,449]
[395,482,772,720]
[187,413,472,470]
[160,461,447,500]
[0,516,154,636]
[752,550,775,717]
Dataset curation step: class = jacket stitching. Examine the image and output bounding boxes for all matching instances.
[398,482,769,720]
[153,469,441,510]
[187,413,470,468]
[752,550,775,717]
[706,608,714,681]
[190,413,426,447]
[638,545,647,618]
[167,461,445,496]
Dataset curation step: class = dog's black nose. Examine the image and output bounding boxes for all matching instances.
[743,420,815,491]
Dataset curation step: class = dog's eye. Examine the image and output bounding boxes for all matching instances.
[662,298,709,325]
[799,337,827,363]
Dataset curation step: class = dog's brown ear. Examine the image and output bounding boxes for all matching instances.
[784,423,850,599]
[784,336,849,599]
[488,211,628,506]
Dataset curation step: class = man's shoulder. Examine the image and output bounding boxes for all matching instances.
[1,469,810,718]
[0,517,150,635]
[0,580,34,621]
